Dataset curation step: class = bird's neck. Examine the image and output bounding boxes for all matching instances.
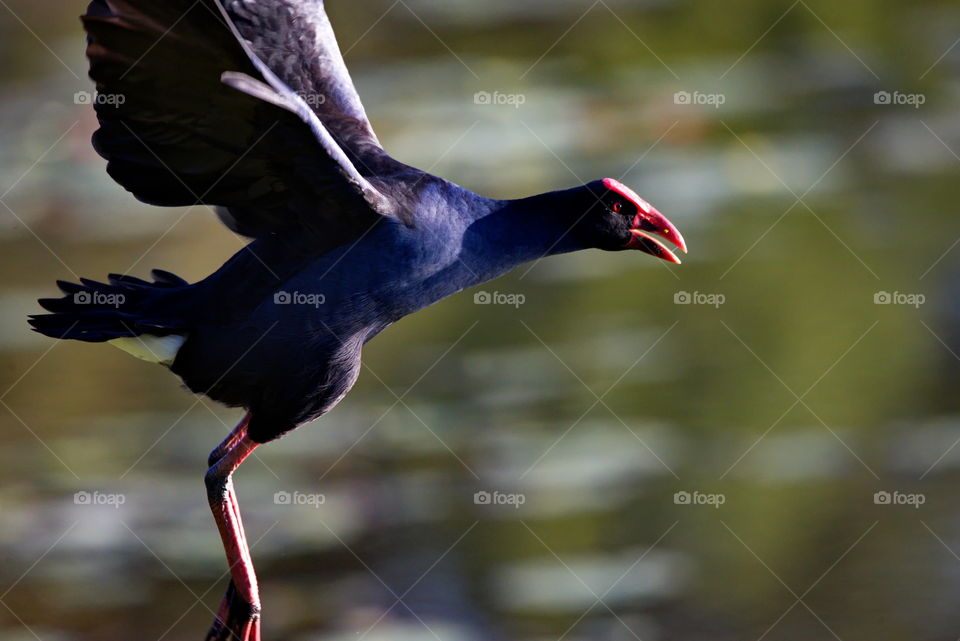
[389,188,587,319]
[462,190,585,275]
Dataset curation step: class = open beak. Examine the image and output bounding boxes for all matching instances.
[603,181,686,264]
[625,203,687,264]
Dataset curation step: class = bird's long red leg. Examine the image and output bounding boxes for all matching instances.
[204,423,262,641]
[206,414,252,638]
[209,413,254,575]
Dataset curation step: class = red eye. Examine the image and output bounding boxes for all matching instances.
[612,201,622,213]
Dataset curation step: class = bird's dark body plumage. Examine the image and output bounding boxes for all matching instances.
[172,180,510,442]
[29,1,687,637]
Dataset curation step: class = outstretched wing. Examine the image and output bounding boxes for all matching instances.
[221,0,394,175]
[82,0,397,242]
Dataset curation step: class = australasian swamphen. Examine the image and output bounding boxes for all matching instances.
[28,1,688,639]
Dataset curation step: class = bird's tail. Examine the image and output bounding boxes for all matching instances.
[28,270,193,364]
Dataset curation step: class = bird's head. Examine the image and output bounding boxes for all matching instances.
[565,178,687,263]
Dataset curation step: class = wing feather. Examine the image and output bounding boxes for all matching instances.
[221,0,393,173]
[83,0,396,242]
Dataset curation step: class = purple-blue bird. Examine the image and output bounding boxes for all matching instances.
[28,1,687,639]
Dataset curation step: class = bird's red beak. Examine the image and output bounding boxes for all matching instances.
[603,178,687,264]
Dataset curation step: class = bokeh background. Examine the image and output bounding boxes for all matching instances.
[2,0,960,639]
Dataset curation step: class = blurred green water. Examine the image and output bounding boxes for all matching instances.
[2,0,960,639]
